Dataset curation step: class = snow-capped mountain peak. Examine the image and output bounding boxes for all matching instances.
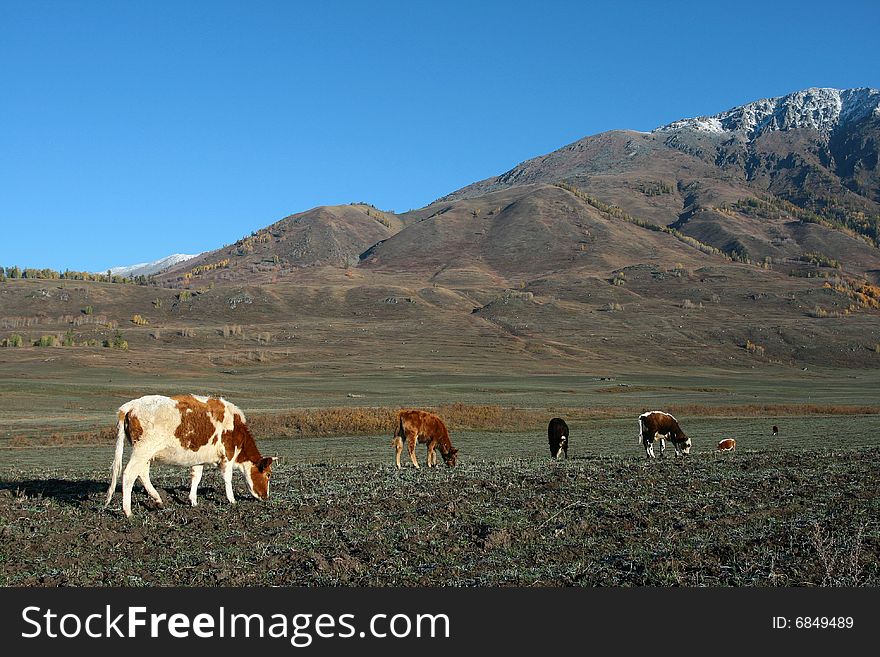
[655,87,880,137]
[101,253,202,278]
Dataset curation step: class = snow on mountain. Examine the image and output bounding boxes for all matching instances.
[102,253,202,278]
[655,87,880,138]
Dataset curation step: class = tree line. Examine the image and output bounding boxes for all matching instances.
[0,265,155,285]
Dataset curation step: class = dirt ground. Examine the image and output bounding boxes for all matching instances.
[0,447,876,586]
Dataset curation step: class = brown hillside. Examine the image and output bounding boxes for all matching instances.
[155,203,403,287]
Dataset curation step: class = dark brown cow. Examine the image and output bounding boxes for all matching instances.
[392,409,458,469]
[717,438,736,452]
[548,417,569,459]
[638,410,691,458]
[105,394,276,516]
[772,425,779,436]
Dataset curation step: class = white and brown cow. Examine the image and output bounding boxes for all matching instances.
[717,438,736,452]
[104,394,275,517]
[638,410,691,458]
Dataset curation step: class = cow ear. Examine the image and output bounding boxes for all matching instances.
[258,457,274,472]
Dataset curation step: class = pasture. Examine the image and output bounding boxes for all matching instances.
[0,414,877,586]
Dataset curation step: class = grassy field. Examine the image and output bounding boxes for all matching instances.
[0,417,877,587]
[2,363,880,440]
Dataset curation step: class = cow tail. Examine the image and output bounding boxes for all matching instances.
[391,412,404,446]
[104,412,126,508]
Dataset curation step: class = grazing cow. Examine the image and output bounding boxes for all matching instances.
[717,438,736,452]
[392,409,458,469]
[772,425,779,436]
[105,394,275,517]
[637,410,691,458]
[548,417,569,460]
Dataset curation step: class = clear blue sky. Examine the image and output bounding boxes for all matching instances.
[2,0,879,272]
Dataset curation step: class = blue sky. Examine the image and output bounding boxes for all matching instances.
[2,0,879,272]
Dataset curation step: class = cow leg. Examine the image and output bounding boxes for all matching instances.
[427,443,436,467]
[407,433,420,469]
[644,439,656,459]
[139,464,163,505]
[660,437,666,457]
[189,465,204,506]
[220,460,236,504]
[121,457,148,517]
[393,436,403,469]
[563,442,568,460]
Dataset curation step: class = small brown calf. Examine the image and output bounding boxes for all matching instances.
[392,409,458,469]
[717,438,736,452]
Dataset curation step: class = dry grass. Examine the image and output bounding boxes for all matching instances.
[5,404,878,446]
[7,426,117,448]
[247,402,879,439]
[248,403,549,439]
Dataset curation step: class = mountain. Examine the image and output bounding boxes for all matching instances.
[13,87,876,374]
[439,87,880,280]
[156,203,402,286]
[104,253,202,278]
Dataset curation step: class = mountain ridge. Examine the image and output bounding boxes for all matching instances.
[654,87,880,138]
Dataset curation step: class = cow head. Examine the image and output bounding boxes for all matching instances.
[442,447,459,467]
[678,433,692,455]
[244,456,275,500]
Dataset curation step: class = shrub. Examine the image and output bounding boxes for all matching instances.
[62,329,75,347]
[745,340,765,356]
[104,330,128,350]
[83,306,93,315]
[3,334,23,347]
[131,314,149,326]
[35,335,57,347]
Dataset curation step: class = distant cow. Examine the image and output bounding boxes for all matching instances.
[105,394,275,517]
[638,410,691,458]
[717,438,736,452]
[548,417,569,459]
[772,425,779,436]
[392,409,458,469]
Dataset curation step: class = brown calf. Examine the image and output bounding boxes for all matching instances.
[392,409,458,469]
[717,438,736,452]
